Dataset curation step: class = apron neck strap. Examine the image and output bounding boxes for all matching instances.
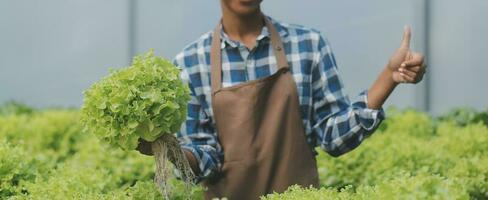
[211,15,288,93]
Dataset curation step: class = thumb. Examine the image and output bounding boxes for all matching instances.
[400,25,412,49]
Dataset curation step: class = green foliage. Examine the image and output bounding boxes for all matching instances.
[0,141,36,197]
[279,108,488,199]
[439,107,488,127]
[81,50,191,150]
[125,179,204,200]
[0,107,487,199]
[0,101,34,117]
[0,110,85,172]
[263,172,469,200]
[0,109,203,200]
[19,162,118,200]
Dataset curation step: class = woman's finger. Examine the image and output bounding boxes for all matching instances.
[137,138,153,156]
[400,72,415,83]
[405,65,422,73]
[401,52,424,67]
[399,67,417,77]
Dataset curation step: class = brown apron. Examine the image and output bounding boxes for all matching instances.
[204,17,319,200]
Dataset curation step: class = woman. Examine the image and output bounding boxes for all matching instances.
[138,0,426,199]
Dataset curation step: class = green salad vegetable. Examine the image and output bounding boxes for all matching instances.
[81,50,190,150]
[81,50,193,198]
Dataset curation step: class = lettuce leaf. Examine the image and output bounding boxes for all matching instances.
[81,50,190,150]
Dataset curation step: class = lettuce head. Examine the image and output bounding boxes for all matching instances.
[81,50,190,150]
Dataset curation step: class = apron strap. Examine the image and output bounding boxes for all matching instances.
[211,24,223,94]
[211,15,288,93]
[265,17,288,71]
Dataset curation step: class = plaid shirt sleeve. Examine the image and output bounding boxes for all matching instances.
[173,60,222,181]
[311,34,386,157]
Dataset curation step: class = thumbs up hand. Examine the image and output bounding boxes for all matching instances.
[388,26,427,84]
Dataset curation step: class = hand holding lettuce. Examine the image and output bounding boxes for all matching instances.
[81,50,194,198]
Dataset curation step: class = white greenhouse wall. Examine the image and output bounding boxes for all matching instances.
[0,0,486,114]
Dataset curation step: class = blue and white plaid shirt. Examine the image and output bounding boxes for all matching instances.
[173,16,385,180]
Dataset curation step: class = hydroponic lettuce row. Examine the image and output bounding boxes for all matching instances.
[80,50,194,198]
[264,108,488,200]
[0,107,203,200]
[1,103,487,199]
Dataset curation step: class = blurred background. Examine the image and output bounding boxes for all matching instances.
[0,0,487,115]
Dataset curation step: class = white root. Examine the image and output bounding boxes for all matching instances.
[152,134,196,199]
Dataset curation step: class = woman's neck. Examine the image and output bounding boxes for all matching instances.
[221,8,264,49]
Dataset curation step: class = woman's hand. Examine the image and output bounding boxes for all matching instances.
[135,136,177,160]
[136,138,153,156]
[136,137,200,174]
[388,26,427,84]
[367,26,427,109]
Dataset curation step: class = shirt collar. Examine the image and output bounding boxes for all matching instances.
[218,16,288,50]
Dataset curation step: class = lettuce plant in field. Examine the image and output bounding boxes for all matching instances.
[81,50,193,198]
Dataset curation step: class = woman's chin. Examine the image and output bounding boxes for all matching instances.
[223,0,262,16]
